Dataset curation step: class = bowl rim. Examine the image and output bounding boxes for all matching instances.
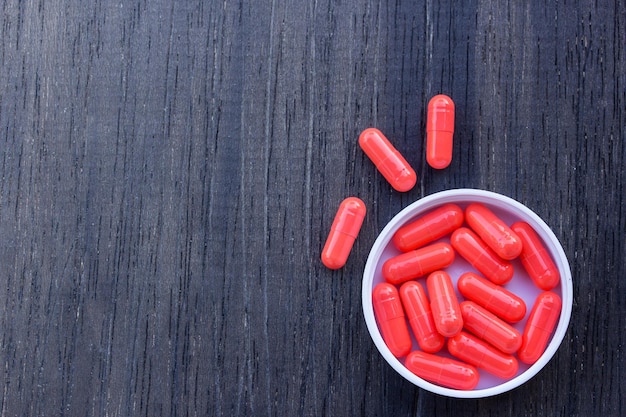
[361,188,573,398]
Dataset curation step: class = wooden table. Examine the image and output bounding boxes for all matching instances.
[0,1,623,416]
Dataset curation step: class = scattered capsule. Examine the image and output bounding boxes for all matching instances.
[392,203,464,252]
[405,350,479,390]
[372,283,412,358]
[426,95,455,169]
[518,292,562,364]
[450,227,514,285]
[399,281,445,353]
[426,270,463,337]
[359,128,417,192]
[321,197,366,269]
[448,331,519,380]
[382,242,455,285]
[512,222,561,290]
[457,272,526,323]
[465,203,522,260]
[460,301,522,354]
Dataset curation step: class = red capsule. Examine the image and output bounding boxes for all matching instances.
[392,203,464,252]
[399,281,445,353]
[460,301,522,354]
[450,227,514,285]
[448,331,519,380]
[457,272,526,323]
[465,203,522,260]
[405,350,479,390]
[426,270,463,337]
[426,94,455,169]
[372,283,412,357]
[321,197,366,269]
[518,292,562,364]
[512,222,561,290]
[359,128,417,192]
[382,242,455,285]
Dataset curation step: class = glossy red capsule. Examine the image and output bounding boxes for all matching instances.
[359,128,417,192]
[465,203,522,260]
[382,242,455,285]
[448,331,519,380]
[321,197,366,269]
[426,94,455,169]
[405,350,479,390]
[399,281,445,353]
[426,270,463,337]
[457,272,526,323]
[518,292,562,364]
[392,203,464,252]
[460,301,522,354]
[512,222,561,290]
[450,227,514,285]
[372,283,412,357]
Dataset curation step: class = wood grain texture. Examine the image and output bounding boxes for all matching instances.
[0,0,624,416]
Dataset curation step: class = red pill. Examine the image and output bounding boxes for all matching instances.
[359,128,417,192]
[392,203,464,252]
[448,331,519,380]
[457,272,526,323]
[372,283,412,357]
[512,222,561,290]
[382,242,455,285]
[399,281,445,353]
[460,301,522,354]
[465,203,522,260]
[405,350,479,390]
[321,197,366,269]
[426,270,463,337]
[450,227,514,285]
[518,291,562,364]
[426,94,455,169]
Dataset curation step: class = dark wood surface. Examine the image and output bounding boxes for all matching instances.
[0,1,624,416]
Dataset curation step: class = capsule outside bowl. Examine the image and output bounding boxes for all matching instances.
[362,189,573,398]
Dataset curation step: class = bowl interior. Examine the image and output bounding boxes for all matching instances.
[362,189,573,398]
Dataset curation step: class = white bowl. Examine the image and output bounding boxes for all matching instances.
[362,189,573,398]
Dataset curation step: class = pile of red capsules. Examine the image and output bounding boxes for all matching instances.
[321,95,562,390]
[374,203,561,390]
